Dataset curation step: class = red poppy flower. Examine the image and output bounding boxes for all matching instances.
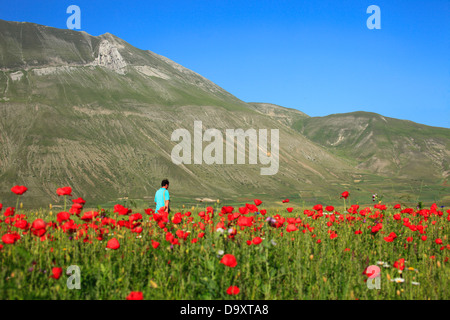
[220,254,237,268]
[126,292,143,300]
[114,204,131,216]
[4,207,15,217]
[14,220,29,230]
[287,207,293,213]
[226,286,240,295]
[11,185,28,195]
[238,207,249,215]
[313,204,323,211]
[107,238,120,250]
[221,206,234,214]
[237,216,254,227]
[50,267,63,280]
[282,199,290,203]
[340,191,349,199]
[286,224,298,232]
[56,187,72,197]
[32,219,46,230]
[325,206,334,212]
[252,237,262,245]
[254,199,262,206]
[72,197,86,205]
[2,233,19,244]
[436,238,443,245]
[57,212,70,223]
[81,211,96,221]
[393,258,405,271]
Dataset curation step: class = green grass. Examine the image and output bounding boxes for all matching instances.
[1,197,449,300]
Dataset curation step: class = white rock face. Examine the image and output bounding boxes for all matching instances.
[33,66,78,76]
[94,40,127,74]
[10,71,23,81]
[134,66,170,80]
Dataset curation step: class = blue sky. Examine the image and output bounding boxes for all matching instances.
[1,0,449,128]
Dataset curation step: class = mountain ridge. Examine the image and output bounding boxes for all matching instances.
[0,19,448,207]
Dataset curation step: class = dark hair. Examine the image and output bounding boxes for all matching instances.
[161,179,169,187]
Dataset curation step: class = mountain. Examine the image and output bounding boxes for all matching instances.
[0,19,448,207]
[292,112,450,204]
[293,112,450,181]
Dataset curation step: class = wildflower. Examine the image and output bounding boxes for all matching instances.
[151,240,160,249]
[393,258,405,271]
[56,187,72,197]
[50,267,63,280]
[226,286,240,295]
[126,292,143,300]
[341,191,349,199]
[11,186,28,195]
[2,233,20,244]
[220,254,237,268]
[106,238,120,250]
[252,237,263,245]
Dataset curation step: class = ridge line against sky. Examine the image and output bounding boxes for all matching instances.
[1,0,449,128]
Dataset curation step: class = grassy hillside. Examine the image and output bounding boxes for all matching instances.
[0,19,448,208]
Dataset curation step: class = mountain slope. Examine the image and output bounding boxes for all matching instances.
[0,20,365,207]
[293,112,450,182]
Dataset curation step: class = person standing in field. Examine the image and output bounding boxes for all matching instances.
[155,179,170,213]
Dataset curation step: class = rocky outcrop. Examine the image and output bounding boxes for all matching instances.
[94,40,127,74]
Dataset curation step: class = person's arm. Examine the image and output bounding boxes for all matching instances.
[164,190,170,212]
[164,200,170,212]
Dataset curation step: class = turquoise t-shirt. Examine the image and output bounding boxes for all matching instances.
[155,188,170,212]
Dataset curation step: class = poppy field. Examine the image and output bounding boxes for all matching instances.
[1,186,449,300]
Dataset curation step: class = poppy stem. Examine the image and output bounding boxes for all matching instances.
[15,195,20,214]
[64,195,67,212]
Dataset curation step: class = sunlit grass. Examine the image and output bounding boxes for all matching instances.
[0,199,449,300]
